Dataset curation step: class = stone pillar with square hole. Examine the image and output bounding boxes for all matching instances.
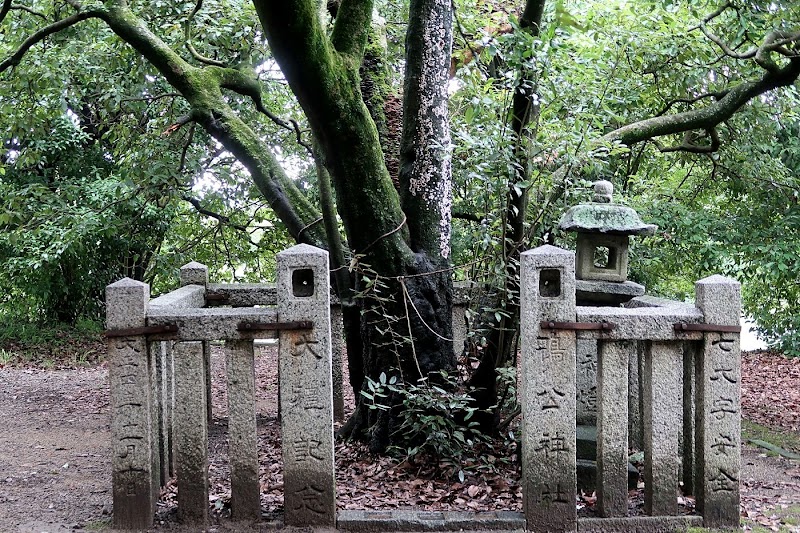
[107,278,157,530]
[520,245,577,532]
[694,275,741,529]
[278,244,336,527]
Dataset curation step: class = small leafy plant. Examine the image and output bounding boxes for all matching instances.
[361,370,495,478]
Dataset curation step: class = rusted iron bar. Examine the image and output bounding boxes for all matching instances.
[540,321,616,331]
[673,323,741,333]
[237,321,313,332]
[104,324,179,338]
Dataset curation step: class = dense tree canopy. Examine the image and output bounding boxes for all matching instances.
[2,0,799,449]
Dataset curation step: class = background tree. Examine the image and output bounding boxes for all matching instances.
[2,0,799,453]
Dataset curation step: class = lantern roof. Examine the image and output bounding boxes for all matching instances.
[559,180,657,236]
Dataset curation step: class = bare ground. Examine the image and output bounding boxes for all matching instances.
[0,348,799,532]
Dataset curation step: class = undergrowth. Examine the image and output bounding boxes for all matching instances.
[0,316,105,368]
[362,370,516,481]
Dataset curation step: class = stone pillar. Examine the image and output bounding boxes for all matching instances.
[180,261,209,287]
[107,278,156,530]
[628,343,644,450]
[331,305,345,421]
[682,341,699,496]
[180,262,212,426]
[520,245,577,532]
[694,275,741,529]
[643,341,682,515]
[597,340,631,517]
[226,340,261,520]
[451,302,468,357]
[202,341,212,424]
[165,341,176,479]
[277,244,336,527]
[150,340,169,487]
[174,341,209,525]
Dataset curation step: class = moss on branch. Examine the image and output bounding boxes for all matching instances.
[605,58,800,146]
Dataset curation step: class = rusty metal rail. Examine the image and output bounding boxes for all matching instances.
[540,320,616,331]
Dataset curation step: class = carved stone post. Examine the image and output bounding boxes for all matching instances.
[278,244,335,527]
[174,340,209,525]
[597,340,631,517]
[643,341,682,515]
[520,245,577,532]
[107,278,155,530]
[180,262,211,425]
[695,275,741,528]
[226,340,261,520]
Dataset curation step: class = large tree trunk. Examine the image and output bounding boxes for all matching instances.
[257,0,455,451]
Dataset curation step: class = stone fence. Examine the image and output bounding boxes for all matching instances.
[106,243,741,531]
[106,244,336,529]
[521,245,740,531]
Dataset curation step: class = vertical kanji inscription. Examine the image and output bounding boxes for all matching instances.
[520,246,577,532]
[695,275,741,529]
[278,245,336,527]
[107,278,155,530]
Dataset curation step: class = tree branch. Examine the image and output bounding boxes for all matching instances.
[330,0,373,58]
[655,91,727,117]
[101,0,326,246]
[0,10,104,73]
[692,4,800,70]
[11,5,47,19]
[184,0,227,67]
[604,58,800,146]
[213,65,314,153]
[182,195,249,232]
[0,0,12,26]
[162,113,195,135]
[452,210,483,223]
[659,127,720,154]
[755,30,800,73]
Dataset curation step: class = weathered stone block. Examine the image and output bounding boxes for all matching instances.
[180,261,208,287]
[643,341,681,515]
[277,244,336,527]
[106,278,156,530]
[694,275,741,529]
[576,339,598,425]
[575,233,629,283]
[520,245,577,532]
[226,340,261,521]
[173,341,209,525]
[148,285,205,309]
[597,340,631,517]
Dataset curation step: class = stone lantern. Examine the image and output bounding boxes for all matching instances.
[559,180,656,305]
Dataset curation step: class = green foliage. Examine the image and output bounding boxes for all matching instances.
[629,86,800,355]
[0,117,175,322]
[450,0,800,356]
[361,370,495,476]
[0,316,105,368]
[0,0,301,321]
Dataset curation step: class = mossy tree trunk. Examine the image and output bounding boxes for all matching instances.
[256,0,455,451]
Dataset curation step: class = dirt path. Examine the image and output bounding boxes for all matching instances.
[1,350,799,532]
[0,367,112,532]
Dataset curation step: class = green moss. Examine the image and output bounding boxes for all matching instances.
[83,517,112,530]
[742,419,800,454]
